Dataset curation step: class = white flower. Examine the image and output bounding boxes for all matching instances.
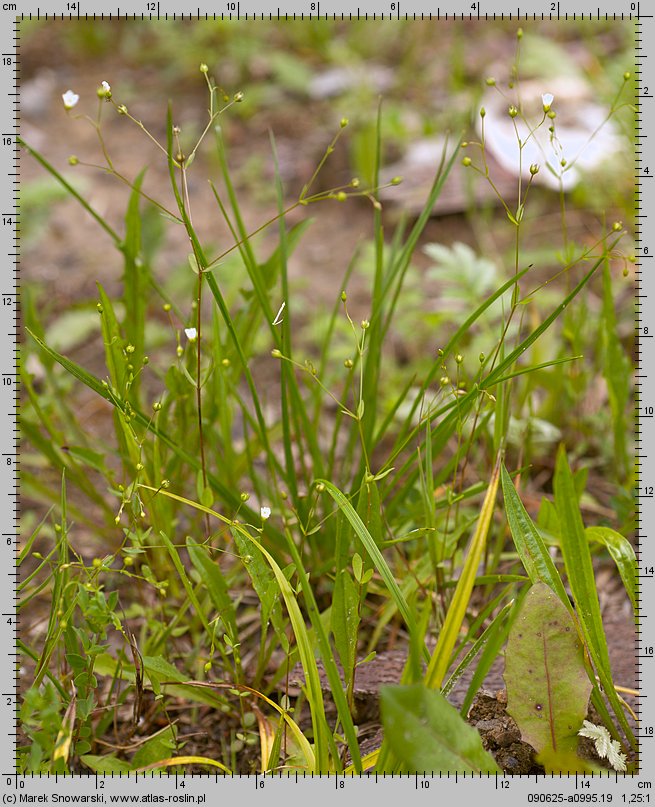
[542,92,554,111]
[578,720,627,772]
[260,506,271,520]
[272,301,286,326]
[184,327,197,341]
[62,90,79,110]
[102,81,111,93]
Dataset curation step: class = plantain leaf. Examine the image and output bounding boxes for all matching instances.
[504,582,591,757]
[380,684,500,773]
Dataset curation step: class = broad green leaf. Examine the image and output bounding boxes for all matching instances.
[586,527,636,613]
[505,582,591,757]
[81,755,131,774]
[379,684,500,773]
[537,749,605,775]
[131,726,177,769]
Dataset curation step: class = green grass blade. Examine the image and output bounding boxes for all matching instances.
[501,464,570,606]
[483,244,620,389]
[138,487,337,771]
[316,478,424,659]
[19,137,121,244]
[26,329,291,548]
[553,446,636,747]
[120,169,149,396]
[424,456,501,689]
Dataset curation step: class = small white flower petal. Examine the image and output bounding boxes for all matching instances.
[260,506,271,520]
[62,90,79,110]
[102,80,111,93]
[542,92,554,108]
[184,327,197,341]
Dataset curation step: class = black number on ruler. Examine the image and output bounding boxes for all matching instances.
[67,2,78,9]
[227,2,236,9]
[551,2,556,10]
[146,2,155,9]
[645,486,654,496]
[2,57,11,66]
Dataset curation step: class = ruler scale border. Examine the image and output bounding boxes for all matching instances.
[5,3,651,801]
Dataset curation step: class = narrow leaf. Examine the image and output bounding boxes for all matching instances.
[501,465,569,607]
[424,457,501,689]
[553,446,635,746]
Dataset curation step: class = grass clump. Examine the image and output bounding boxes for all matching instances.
[20,31,636,775]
